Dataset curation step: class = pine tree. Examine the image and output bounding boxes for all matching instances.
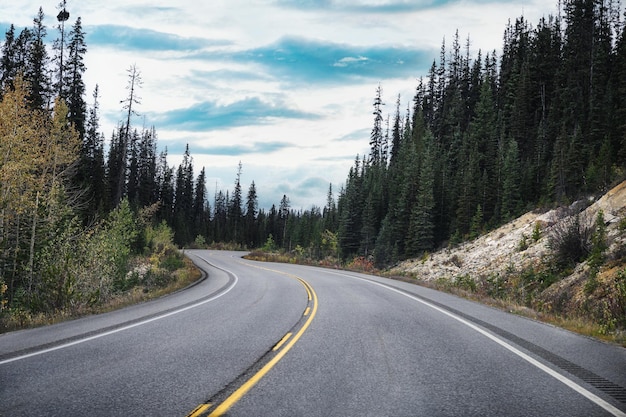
[115,64,141,207]
[369,85,385,165]
[173,145,194,244]
[53,0,70,99]
[213,190,228,242]
[279,194,290,249]
[78,85,106,218]
[338,157,363,259]
[1,25,17,94]
[405,131,436,256]
[230,162,244,244]
[26,8,50,109]
[500,138,521,219]
[193,167,209,241]
[63,17,87,138]
[322,183,337,232]
[156,148,174,224]
[245,181,259,248]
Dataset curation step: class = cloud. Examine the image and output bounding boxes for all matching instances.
[234,36,433,85]
[275,0,449,13]
[83,24,433,87]
[273,176,332,204]
[150,97,321,131]
[334,128,370,143]
[192,141,294,156]
[85,24,229,52]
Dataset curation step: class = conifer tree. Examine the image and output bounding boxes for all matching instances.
[213,190,228,242]
[173,145,194,244]
[322,183,337,232]
[279,194,290,249]
[156,148,174,224]
[230,162,244,244]
[193,167,209,241]
[369,85,385,165]
[26,8,50,109]
[0,25,17,94]
[63,17,87,138]
[78,85,106,218]
[405,131,436,256]
[245,181,259,248]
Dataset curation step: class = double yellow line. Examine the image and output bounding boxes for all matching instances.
[188,269,318,417]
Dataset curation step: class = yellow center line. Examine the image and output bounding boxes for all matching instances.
[272,332,293,351]
[188,404,211,417]
[200,263,318,417]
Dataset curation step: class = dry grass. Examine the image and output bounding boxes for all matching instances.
[393,273,626,348]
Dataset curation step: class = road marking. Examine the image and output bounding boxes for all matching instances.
[304,307,311,316]
[188,266,318,417]
[330,271,626,417]
[0,254,237,366]
[272,332,292,351]
[188,403,211,417]
[208,277,317,417]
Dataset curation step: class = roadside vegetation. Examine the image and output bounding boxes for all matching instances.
[0,199,200,332]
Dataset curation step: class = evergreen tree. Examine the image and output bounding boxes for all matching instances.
[115,64,141,207]
[193,167,209,241]
[78,85,106,218]
[156,148,174,224]
[1,25,18,94]
[500,138,521,219]
[63,16,87,138]
[279,194,290,249]
[26,8,50,109]
[230,162,244,244]
[338,157,363,258]
[173,145,194,244]
[53,0,70,99]
[369,85,385,165]
[405,131,436,256]
[245,181,259,248]
[213,190,228,242]
[322,183,337,232]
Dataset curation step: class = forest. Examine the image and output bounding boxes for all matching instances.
[1,0,626,322]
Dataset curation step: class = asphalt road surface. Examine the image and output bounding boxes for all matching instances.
[1,250,625,416]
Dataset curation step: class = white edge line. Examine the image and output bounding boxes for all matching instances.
[0,255,238,366]
[331,271,626,417]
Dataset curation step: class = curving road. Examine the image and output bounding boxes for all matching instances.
[1,250,625,416]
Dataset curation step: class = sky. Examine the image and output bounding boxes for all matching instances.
[2,0,556,210]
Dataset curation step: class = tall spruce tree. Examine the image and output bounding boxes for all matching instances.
[26,8,50,109]
[245,181,259,248]
[63,16,87,138]
[173,145,194,244]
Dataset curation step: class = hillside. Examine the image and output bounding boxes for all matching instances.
[389,180,626,338]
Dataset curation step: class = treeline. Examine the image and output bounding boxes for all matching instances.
[336,0,626,266]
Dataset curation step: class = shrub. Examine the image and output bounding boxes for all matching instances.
[588,210,607,269]
[532,221,542,242]
[454,274,477,292]
[548,212,593,270]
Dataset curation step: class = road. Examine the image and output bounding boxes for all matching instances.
[1,250,625,416]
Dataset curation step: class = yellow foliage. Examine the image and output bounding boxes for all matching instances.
[0,75,79,231]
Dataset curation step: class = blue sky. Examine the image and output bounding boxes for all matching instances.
[2,0,552,210]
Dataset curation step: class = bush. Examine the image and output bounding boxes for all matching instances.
[548,212,593,270]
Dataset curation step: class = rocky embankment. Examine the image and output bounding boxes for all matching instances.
[389,180,626,334]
